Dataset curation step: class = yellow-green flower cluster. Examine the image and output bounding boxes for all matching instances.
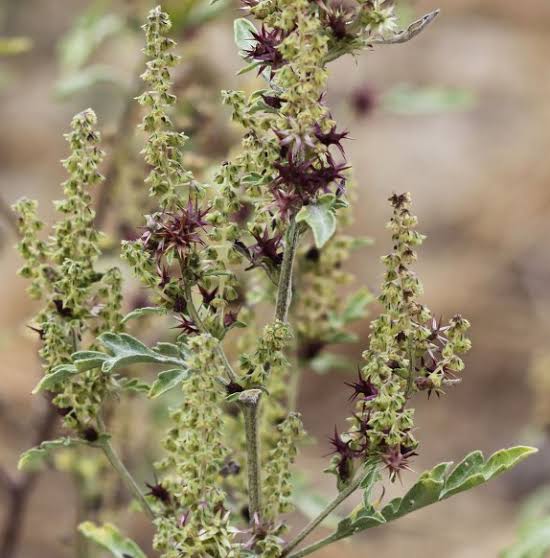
[14,109,122,429]
[263,412,304,523]
[138,5,196,209]
[327,193,471,484]
[154,334,235,557]
[239,320,292,387]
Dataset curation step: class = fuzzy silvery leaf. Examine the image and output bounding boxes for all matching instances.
[296,202,337,249]
[233,18,257,56]
[32,364,80,394]
[18,437,80,471]
[334,447,537,541]
[149,368,189,399]
[72,332,187,374]
[121,306,167,324]
[236,61,262,76]
[78,522,146,558]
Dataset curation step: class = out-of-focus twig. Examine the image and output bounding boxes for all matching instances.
[0,397,58,558]
[94,67,143,228]
[0,194,18,237]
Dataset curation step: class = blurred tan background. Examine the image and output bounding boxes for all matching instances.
[1,0,550,557]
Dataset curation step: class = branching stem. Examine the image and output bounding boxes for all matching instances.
[184,282,238,383]
[283,465,373,557]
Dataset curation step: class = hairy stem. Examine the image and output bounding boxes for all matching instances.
[184,282,238,382]
[275,218,299,323]
[283,465,373,556]
[238,390,263,520]
[97,423,154,520]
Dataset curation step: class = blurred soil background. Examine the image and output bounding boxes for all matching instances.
[1,0,550,557]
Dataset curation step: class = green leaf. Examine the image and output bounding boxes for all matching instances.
[180,0,230,30]
[58,5,124,72]
[18,438,79,471]
[32,364,80,394]
[296,203,337,249]
[334,447,537,541]
[78,522,146,558]
[121,306,167,325]
[115,377,151,394]
[502,518,550,558]
[237,60,262,76]
[149,368,189,398]
[73,351,109,372]
[503,486,550,558]
[340,288,375,324]
[323,330,359,345]
[383,84,477,115]
[54,64,123,99]
[72,332,186,374]
[293,487,344,529]
[233,18,257,56]
[309,352,352,374]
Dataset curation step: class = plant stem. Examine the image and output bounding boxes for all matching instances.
[97,424,154,520]
[275,218,299,323]
[184,282,238,383]
[282,465,372,557]
[238,389,263,520]
[287,532,342,558]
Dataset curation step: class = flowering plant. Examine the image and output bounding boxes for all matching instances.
[12,3,535,558]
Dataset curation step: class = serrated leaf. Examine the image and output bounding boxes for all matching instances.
[121,306,167,324]
[18,437,79,471]
[32,364,80,394]
[296,203,337,249]
[334,446,537,542]
[78,522,146,558]
[149,368,189,399]
[73,351,108,372]
[72,332,186,374]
